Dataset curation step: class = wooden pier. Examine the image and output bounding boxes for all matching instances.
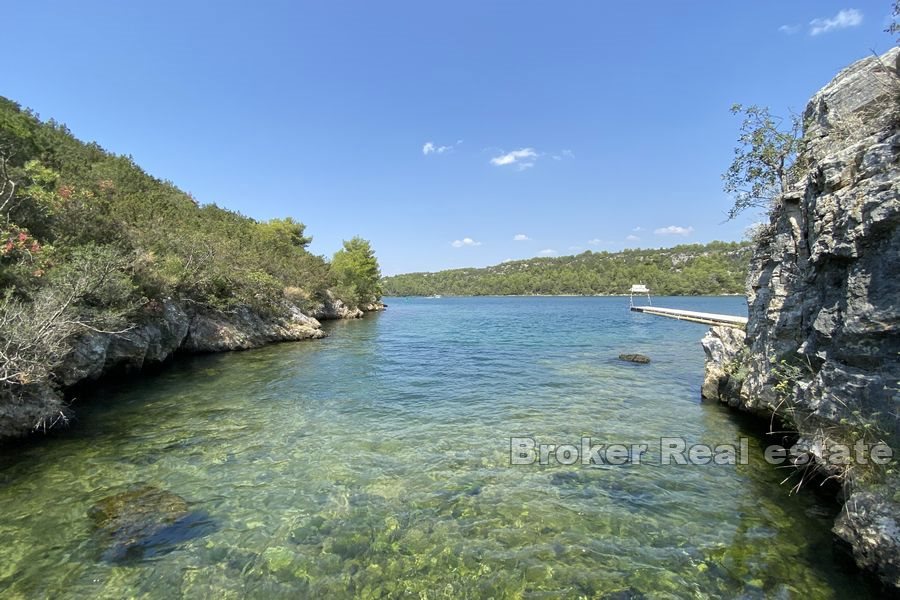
[630,306,748,329]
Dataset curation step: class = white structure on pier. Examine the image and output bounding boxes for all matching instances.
[629,284,651,308]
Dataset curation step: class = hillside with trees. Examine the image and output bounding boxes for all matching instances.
[381,241,751,297]
[0,96,380,428]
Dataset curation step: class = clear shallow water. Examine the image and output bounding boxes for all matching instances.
[0,297,877,599]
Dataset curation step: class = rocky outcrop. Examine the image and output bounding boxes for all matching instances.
[702,48,900,589]
[0,292,382,443]
[700,326,746,407]
[361,301,387,313]
[60,300,192,386]
[61,300,325,388]
[182,305,324,353]
[309,292,387,320]
[310,291,364,320]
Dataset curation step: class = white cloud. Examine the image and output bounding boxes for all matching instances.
[490,148,538,170]
[451,237,481,248]
[632,226,643,232]
[513,233,530,241]
[654,225,694,236]
[626,234,641,242]
[537,249,557,256]
[568,245,583,251]
[423,141,453,155]
[552,149,575,161]
[809,9,863,35]
[501,258,515,264]
[587,238,610,246]
[779,24,800,34]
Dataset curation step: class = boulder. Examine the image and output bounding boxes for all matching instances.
[618,353,651,364]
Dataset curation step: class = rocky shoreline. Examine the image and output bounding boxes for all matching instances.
[0,293,385,443]
[702,48,899,590]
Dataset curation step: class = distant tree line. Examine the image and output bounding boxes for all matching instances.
[382,241,751,297]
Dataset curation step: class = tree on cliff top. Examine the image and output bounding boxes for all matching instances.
[723,104,804,219]
[330,236,382,308]
[888,0,899,41]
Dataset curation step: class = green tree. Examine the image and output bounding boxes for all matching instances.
[888,0,899,40]
[331,236,381,307]
[723,104,804,219]
[380,242,750,297]
[256,217,312,249]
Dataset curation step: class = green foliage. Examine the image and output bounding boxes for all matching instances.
[0,94,380,423]
[888,0,899,40]
[382,241,750,297]
[723,105,804,219]
[330,237,382,308]
[771,358,805,400]
[0,95,358,315]
[0,244,134,391]
[256,217,312,249]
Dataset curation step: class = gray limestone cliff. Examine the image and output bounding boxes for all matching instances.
[702,48,900,589]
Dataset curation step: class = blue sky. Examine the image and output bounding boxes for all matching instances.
[3,2,894,275]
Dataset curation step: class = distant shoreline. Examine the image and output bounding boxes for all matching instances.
[385,293,748,298]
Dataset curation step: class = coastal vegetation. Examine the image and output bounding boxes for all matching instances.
[722,104,804,220]
[381,241,750,297]
[330,236,383,309]
[0,96,380,428]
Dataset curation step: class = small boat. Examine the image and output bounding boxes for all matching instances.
[427,294,442,299]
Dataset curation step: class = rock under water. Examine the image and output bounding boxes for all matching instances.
[88,485,213,563]
[618,353,651,364]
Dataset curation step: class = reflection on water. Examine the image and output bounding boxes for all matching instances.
[0,297,876,598]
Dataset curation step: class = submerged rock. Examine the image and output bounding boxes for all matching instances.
[618,353,651,364]
[88,485,211,562]
[600,589,647,600]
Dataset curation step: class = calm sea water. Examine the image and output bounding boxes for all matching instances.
[0,297,877,598]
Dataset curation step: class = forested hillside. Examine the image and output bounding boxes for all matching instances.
[0,97,379,313]
[382,241,750,296]
[0,96,379,423]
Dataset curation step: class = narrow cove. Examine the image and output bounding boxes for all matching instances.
[0,297,877,598]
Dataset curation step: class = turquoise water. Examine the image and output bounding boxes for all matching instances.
[0,297,877,598]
